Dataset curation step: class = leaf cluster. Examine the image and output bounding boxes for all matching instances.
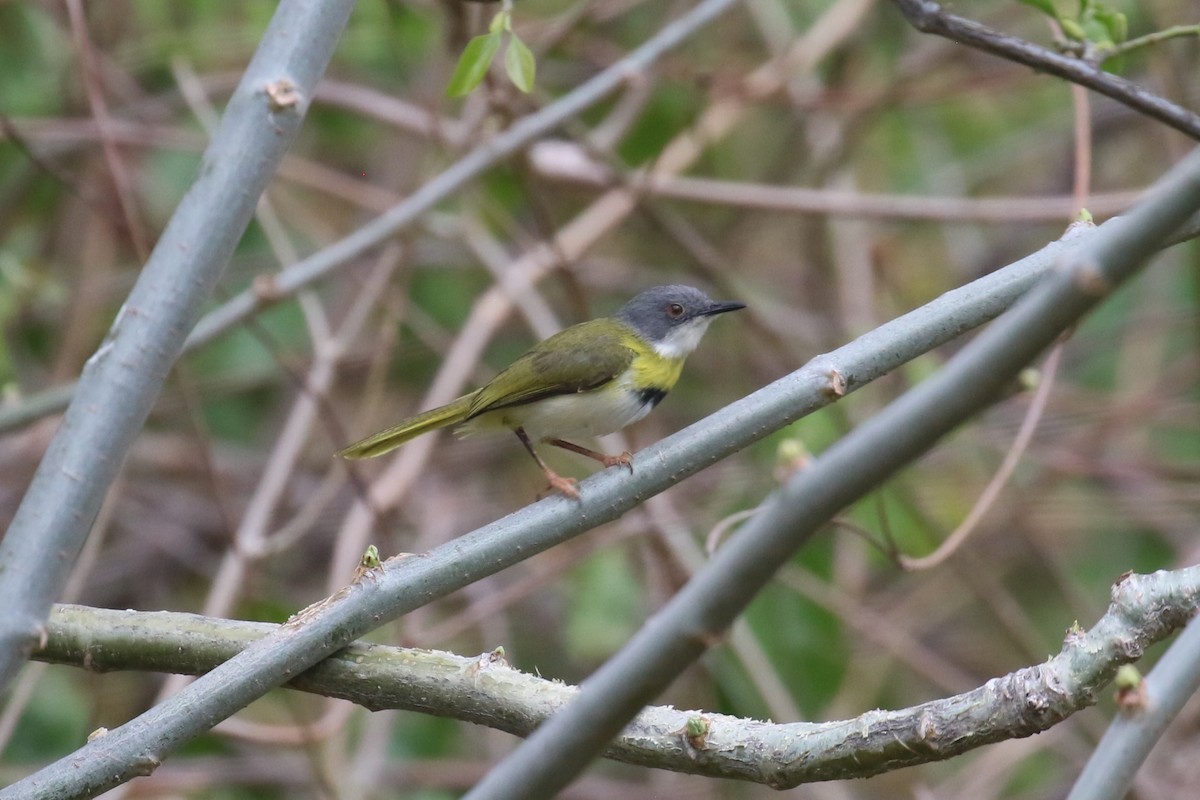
[446,6,536,97]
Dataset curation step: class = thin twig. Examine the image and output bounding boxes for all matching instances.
[1102,24,1200,63]
[889,0,1200,141]
[899,292,1065,570]
[529,146,1141,221]
[65,0,151,261]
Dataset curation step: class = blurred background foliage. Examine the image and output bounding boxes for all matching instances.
[0,0,1197,797]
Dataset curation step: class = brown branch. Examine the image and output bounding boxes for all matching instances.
[888,0,1200,141]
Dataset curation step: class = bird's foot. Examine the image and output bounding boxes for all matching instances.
[546,439,633,473]
[602,451,634,472]
[540,471,581,500]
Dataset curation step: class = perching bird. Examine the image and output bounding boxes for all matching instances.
[339,285,744,498]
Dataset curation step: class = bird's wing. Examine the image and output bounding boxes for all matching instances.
[467,320,637,417]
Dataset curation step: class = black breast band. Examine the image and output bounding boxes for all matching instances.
[637,387,668,408]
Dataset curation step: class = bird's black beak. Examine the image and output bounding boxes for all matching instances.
[699,300,746,317]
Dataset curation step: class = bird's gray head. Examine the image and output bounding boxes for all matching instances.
[616,285,745,358]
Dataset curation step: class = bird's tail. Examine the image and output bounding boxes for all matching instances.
[338,394,475,459]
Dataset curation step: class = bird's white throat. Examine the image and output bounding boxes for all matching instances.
[651,317,715,359]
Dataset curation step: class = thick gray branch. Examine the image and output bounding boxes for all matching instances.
[459,146,1200,799]
[0,206,1141,798]
[0,208,1133,798]
[0,0,356,691]
[32,567,1200,787]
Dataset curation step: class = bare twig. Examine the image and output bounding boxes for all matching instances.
[64,0,151,260]
[1102,24,1200,63]
[899,301,1065,571]
[889,0,1200,141]
[529,142,1142,221]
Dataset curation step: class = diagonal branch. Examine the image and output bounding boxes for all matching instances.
[458,145,1200,799]
[0,0,358,693]
[32,566,1200,787]
[889,0,1200,140]
[0,208,1145,799]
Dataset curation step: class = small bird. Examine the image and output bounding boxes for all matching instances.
[339,285,745,498]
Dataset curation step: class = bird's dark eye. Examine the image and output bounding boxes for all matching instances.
[667,303,685,318]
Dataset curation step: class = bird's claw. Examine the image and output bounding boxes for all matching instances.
[541,473,581,500]
[603,451,634,472]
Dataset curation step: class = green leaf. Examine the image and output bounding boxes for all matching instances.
[1016,0,1059,17]
[1095,8,1127,44]
[1060,17,1087,41]
[446,31,502,97]
[504,34,536,93]
[489,9,510,34]
[1081,17,1114,47]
